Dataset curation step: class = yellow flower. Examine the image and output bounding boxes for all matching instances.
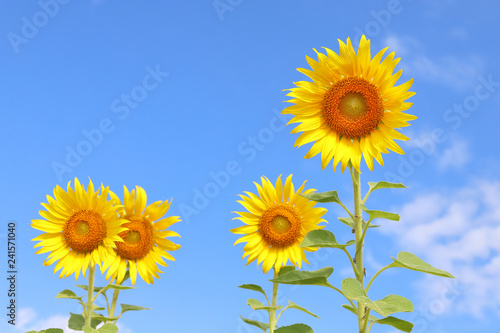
[104,186,181,285]
[231,175,327,273]
[31,178,127,280]
[283,35,416,172]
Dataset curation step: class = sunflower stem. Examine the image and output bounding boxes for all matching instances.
[109,288,121,323]
[85,265,96,327]
[351,167,367,333]
[269,269,279,333]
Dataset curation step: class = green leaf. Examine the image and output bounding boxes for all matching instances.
[368,181,407,192]
[363,209,400,222]
[247,298,282,311]
[270,267,334,288]
[55,289,82,300]
[107,284,135,290]
[82,326,99,333]
[92,306,106,311]
[75,285,105,293]
[275,323,314,333]
[68,313,85,331]
[28,329,64,333]
[278,265,296,277]
[97,324,119,333]
[344,293,413,318]
[341,278,385,316]
[342,304,357,316]
[120,303,151,314]
[371,316,414,332]
[247,298,265,309]
[238,284,268,299]
[301,191,342,204]
[300,230,354,249]
[374,295,413,316]
[389,252,455,278]
[240,315,269,332]
[338,217,380,229]
[286,301,320,318]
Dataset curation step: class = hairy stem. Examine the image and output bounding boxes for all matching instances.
[85,265,95,327]
[351,167,366,333]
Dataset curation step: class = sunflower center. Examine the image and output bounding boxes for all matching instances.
[338,92,368,120]
[63,210,107,253]
[260,204,301,247]
[271,216,291,234]
[117,215,154,260]
[322,77,384,138]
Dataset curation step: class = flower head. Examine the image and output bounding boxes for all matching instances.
[104,186,181,285]
[231,175,327,273]
[284,35,416,172]
[31,178,127,280]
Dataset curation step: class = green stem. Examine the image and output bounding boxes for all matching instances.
[351,167,366,333]
[85,265,96,327]
[362,309,371,332]
[109,289,121,323]
[343,248,359,279]
[327,285,356,309]
[269,269,279,333]
[365,264,391,293]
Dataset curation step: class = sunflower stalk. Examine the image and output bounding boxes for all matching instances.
[269,269,279,333]
[351,166,367,333]
[84,265,96,327]
[109,288,121,323]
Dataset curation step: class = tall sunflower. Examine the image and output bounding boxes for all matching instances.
[283,35,416,172]
[231,175,327,273]
[104,186,181,285]
[31,178,127,280]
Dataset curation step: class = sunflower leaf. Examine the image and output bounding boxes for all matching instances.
[270,267,334,288]
[247,298,265,310]
[341,278,385,316]
[363,209,400,222]
[55,289,82,300]
[278,265,296,277]
[240,315,270,332]
[82,326,98,333]
[238,284,268,299]
[107,284,135,290]
[285,301,320,318]
[338,217,380,229]
[97,323,119,333]
[370,316,414,332]
[68,313,85,331]
[373,295,413,317]
[119,303,151,314]
[368,181,407,192]
[275,323,314,333]
[388,252,455,278]
[300,191,342,204]
[300,230,354,249]
[75,285,106,293]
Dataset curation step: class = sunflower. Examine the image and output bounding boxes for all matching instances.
[31,178,127,280]
[231,175,327,273]
[103,186,181,285]
[283,35,416,172]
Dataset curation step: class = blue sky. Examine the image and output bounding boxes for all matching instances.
[1,0,500,332]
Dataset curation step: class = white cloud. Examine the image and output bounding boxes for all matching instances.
[437,139,469,170]
[16,308,77,333]
[403,131,470,171]
[16,308,133,333]
[384,35,485,91]
[381,180,500,317]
